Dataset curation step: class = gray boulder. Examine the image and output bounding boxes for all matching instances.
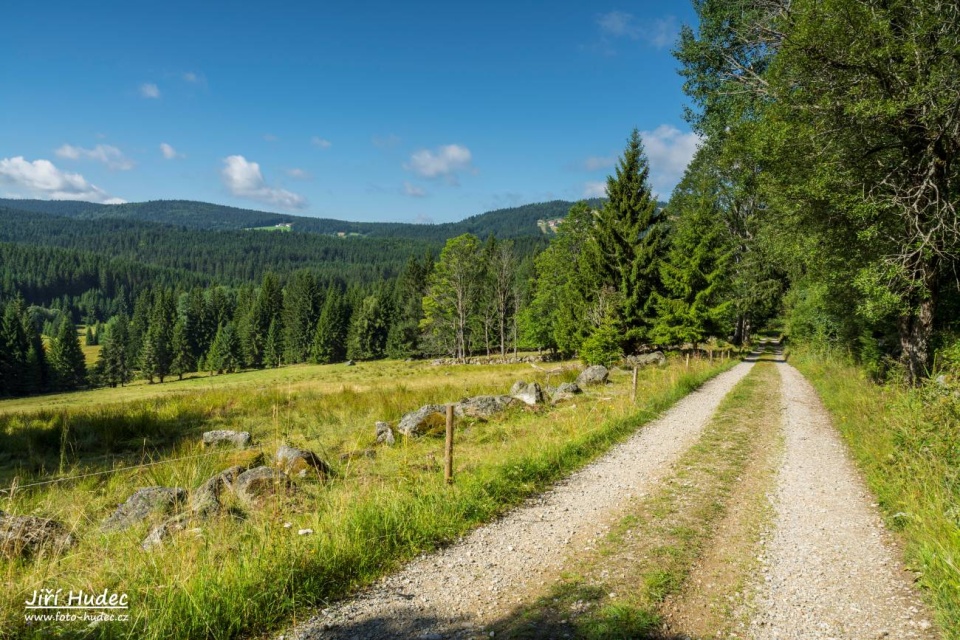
[202,430,251,448]
[510,381,545,406]
[101,486,186,531]
[234,466,292,506]
[551,392,577,404]
[397,404,447,436]
[576,365,609,386]
[275,445,330,478]
[375,421,395,445]
[141,513,190,551]
[189,466,246,516]
[0,511,74,558]
[625,351,666,367]
[455,395,515,418]
[557,382,582,394]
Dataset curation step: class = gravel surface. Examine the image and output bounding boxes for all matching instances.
[747,363,940,640]
[281,362,754,640]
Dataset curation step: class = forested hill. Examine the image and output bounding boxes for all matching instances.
[0,198,604,240]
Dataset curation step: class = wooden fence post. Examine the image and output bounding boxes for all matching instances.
[631,367,638,404]
[445,404,455,485]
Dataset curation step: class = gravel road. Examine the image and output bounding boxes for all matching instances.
[746,362,940,639]
[281,362,754,640]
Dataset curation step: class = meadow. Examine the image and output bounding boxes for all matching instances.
[0,354,733,639]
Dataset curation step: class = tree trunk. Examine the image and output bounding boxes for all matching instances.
[898,260,939,385]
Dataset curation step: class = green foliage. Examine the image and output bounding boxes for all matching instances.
[49,318,87,390]
[579,319,622,367]
[421,234,483,360]
[206,322,243,374]
[311,286,350,364]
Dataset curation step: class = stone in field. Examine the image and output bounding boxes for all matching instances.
[455,395,515,418]
[576,365,609,386]
[510,381,545,406]
[275,445,331,478]
[397,404,447,436]
[0,511,74,558]
[201,430,251,448]
[101,486,186,531]
[375,421,395,445]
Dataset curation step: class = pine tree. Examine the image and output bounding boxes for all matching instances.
[590,129,668,351]
[1,299,30,397]
[207,322,242,374]
[140,289,176,383]
[50,319,87,390]
[311,286,350,364]
[244,272,283,368]
[96,314,132,388]
[23,312,49,395]
[170,319,195,380]
[283,270,320,364]
[421,234,482,360]
[386,254,432,359]
[264,318,284,368]
[346,289,389,361]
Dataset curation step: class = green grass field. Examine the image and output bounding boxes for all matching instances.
[0,354,735,639]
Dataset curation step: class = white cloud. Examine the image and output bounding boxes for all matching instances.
[641,125,702,197]
[372,134,401,149]
[311,136,332,148]
[403,181,427,198]
[596,12,678,49]
[286,168,310,179]
[0,156,125,203]
[221,155,306,209]
[55,144,135,170]
[159,143,183,160]
[140,83,160,99]
[404,144,473,184]
[583,155,616,171]
[583,181,608,198]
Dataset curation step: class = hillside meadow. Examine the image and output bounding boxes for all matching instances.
[0,354,734,639]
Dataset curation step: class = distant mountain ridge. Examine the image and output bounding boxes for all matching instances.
[0,198,607,241]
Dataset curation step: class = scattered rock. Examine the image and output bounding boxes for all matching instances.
[276,445,331,478]
[0,511,74,558]
[298,528,313,536]
[189,466,245,516]
[141,513,190,551]
[455,395,516,418]
[345,360,356,367]
[576,365,609,386]
[551,391,577,404]
[234,466,293,506]
[556,382,582,395]
[338,449,377,463]
[376,421,395,445]
[624,351,666,367]
[397,404,447,436]
[101,487,186,531]
[201,430,251,448]
[510,381,545,406]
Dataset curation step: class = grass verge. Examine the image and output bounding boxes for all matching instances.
[493,361,780,639]
[793,349,960,639]
[1,356,736,639]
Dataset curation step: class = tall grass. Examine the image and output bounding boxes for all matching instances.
[1,356,735,639]
[794,349,960,638]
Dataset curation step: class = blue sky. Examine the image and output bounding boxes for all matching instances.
[0,1,700,223]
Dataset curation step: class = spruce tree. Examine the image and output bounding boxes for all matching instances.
[386,254,432,359]
[1,299,29,397]
[50,319,87,390]
[311,286,350,364]
[590,129,668,351]
[207,322,242,374]
[283,270,320,364]
[346,290,389,361]
[170,319,195,380]
[264,318,283,368]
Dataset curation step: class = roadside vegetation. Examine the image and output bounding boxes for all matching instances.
[0,354,734,639]
[794,348,960,638]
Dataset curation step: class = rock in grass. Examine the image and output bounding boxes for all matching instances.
[101,487,186,531]
[375,421,395,445]
[397,404,447,436]
[576,365,609,386]
[189,466,246,516]
[275,445,330,478]
[234,466,293,506]
[625,351,666,367]
[202,430,251,448]
[141,513,190,551]
[556,382,582,395]
[510,381,545,406]
[455,395,516,418]
[0,511,74,558]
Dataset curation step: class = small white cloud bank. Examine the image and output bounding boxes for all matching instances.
[0,156,126,203]
[159,143,183,159]
[596,11,678,49]
[641,125,702,198]
[140,83,160,99]
[56,144,134,170]
[221,155,306,209]
[583,181,608,198]
[404,144,473,185]
[403,181,427,198]
[311,136,332,149]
